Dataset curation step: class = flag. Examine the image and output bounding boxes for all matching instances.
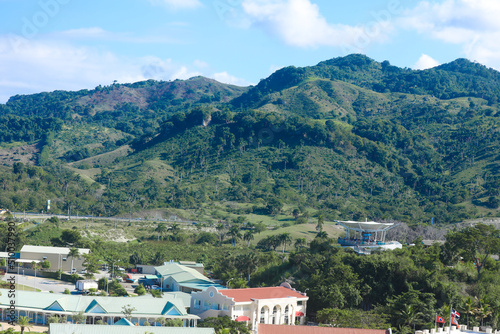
[451,309,461,320]
[452,317,459,327]
[436,315,445,324]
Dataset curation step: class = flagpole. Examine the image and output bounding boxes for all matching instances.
[449,305,452,334]
[435,313,437,331]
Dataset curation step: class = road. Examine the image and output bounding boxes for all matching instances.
[6,273,75,294]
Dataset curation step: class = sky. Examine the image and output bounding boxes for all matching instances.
[0,0,499,103]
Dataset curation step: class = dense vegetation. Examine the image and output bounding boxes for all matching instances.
[4,214,499,334]
[1,55,500,224]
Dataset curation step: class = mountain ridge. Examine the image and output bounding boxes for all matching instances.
[1,54,500,224]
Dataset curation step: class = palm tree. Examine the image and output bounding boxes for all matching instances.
[227,226,242,247]
[243,230,254,247]
[316,215,324,232]
[397,304,423,330]
[475,297,492,327]
[68,247,80,274]
[279,233,292,253]
[155,223,167,241]
[216,223,226,247]
[17,315,33,334]
[465,296,475,329]
[316,231,328,239]
[237,252,259,282]
[168,223,180,237]
[294,238,306,250]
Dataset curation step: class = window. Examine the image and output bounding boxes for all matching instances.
[297,301,303,305]
[193,299,200,309]
[260,316,265,324]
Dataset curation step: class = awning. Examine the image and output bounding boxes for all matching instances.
[295,311,304,317]
[236,316,251,322]
[15,259,40,263]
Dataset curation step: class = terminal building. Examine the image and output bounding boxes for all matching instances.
[336,220,402,254]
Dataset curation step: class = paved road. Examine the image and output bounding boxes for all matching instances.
[7,273,75,294]
[4,271,136,295]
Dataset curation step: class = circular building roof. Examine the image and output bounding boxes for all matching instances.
[335,220,397,232]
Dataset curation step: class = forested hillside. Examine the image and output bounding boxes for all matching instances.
[1,54,500,224]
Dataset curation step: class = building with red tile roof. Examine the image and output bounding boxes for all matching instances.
[191,283,308,331]
[258,324,390,334]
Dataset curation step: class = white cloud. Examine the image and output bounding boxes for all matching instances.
[211,72,251,86]
[0,35,248,103]
[140,56,201,80]
[413,54,440,70]
[0,35,147,101]
[241,0,394,51]
[148,0,202,10]
[401,0,500,69]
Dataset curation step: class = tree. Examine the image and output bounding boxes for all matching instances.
[445,223,500,279]
[155,222,167,240]
[253,222,267,234]
[397,304,424,330]
[475,297,493,327]
[129,251,143,265]
[465,296,474,328]
[198,316,250,334]
[122,304,136,319]
[294,237,306,250]
[41,260,51,269]
[61,229,82,246]
[17,315,33,334]
[72,311,86,324]
[168,223,181,237]
[227,225,242,247]
[316,214,324,232]
[266,198,283,215]
[134,283,146,296]
[243,230,254,247]
[236,252,259,282]
[216,223,226,247]
[279,232,292,253]
[164,319,183,327]
[98,277,108,290]
[82,253,99,278]
[68,247,80,274]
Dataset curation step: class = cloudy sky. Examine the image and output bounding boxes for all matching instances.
[0,0,498,102]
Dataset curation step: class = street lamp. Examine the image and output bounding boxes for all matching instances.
[226,278,234,288]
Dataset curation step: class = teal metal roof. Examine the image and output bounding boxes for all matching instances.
[0,289,197,319]
[180,282,226,291]
[113,318,134,326]
[155,263,210,283]
[49,324,215,334]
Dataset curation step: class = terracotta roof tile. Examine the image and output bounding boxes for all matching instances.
[258,324,389,334]
[219,287,307,302]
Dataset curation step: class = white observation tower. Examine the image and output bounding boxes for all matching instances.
[335,220,402,254]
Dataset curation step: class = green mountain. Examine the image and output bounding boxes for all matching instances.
[1,54,500,224]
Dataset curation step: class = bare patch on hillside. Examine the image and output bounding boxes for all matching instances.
[0,143,39,166]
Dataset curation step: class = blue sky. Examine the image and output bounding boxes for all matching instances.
[0,0,498,103]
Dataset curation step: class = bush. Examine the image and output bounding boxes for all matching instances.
[134,283,146,296]
[64,288,70,294]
